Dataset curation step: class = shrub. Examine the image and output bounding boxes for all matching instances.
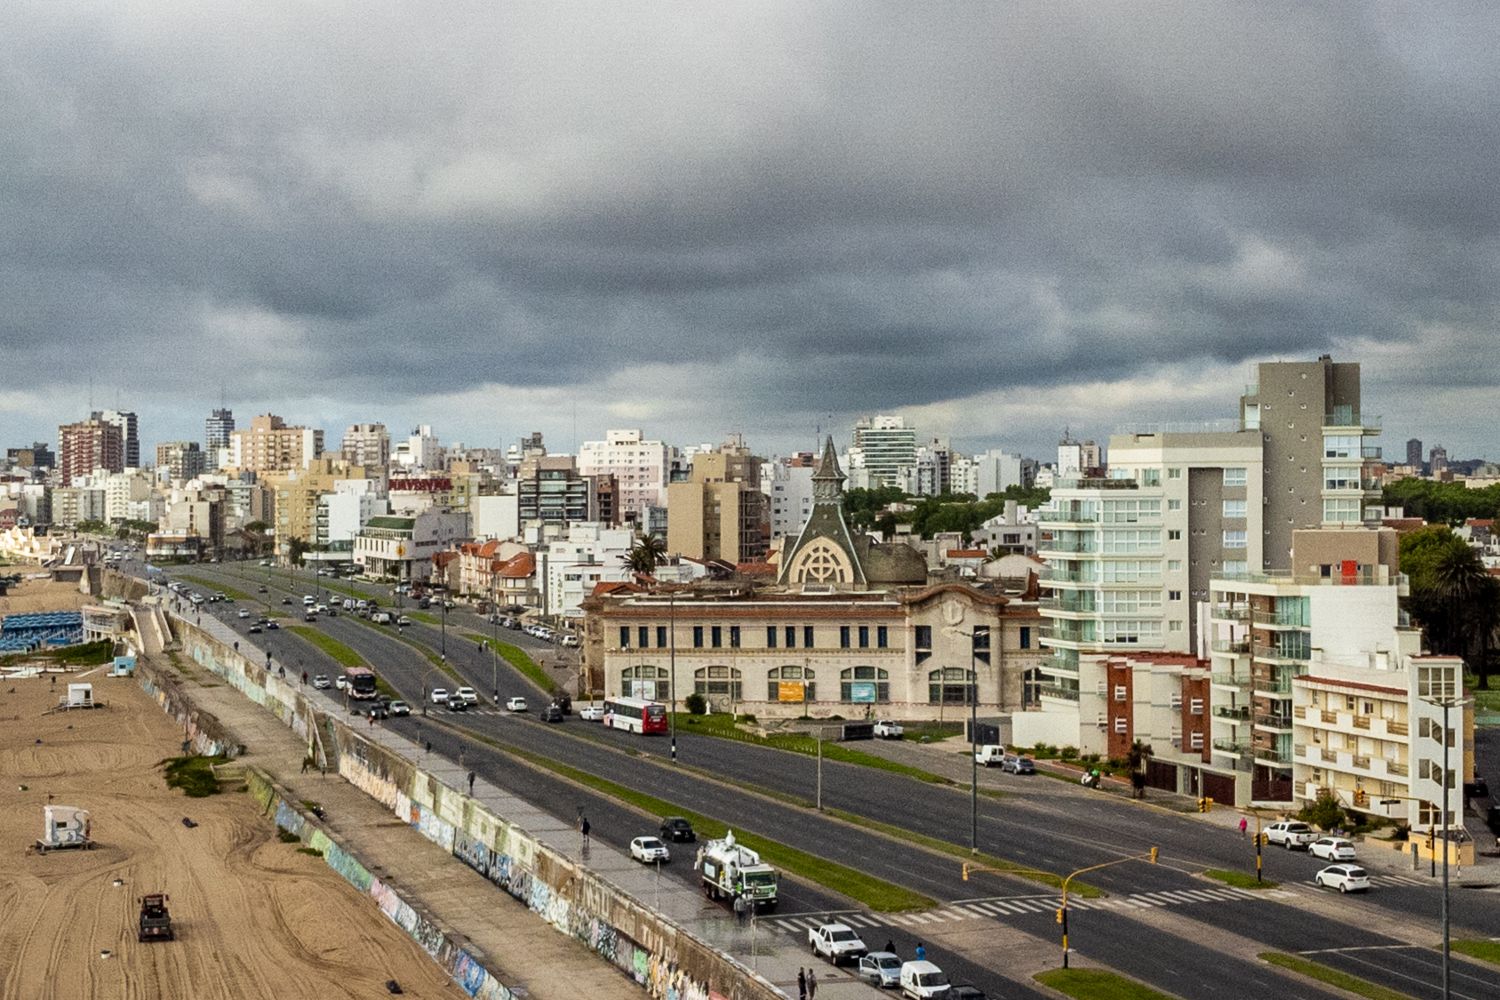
[1059,745,1079,760]
[738,713,757,724]
[1082,753,1101,765]
[684,692,707,715]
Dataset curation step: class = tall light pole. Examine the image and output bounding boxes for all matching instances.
[970,630,980,855]
[1428,693,1472,1000]
[668,590,677,763]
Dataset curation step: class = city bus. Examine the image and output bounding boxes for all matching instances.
[602,696,668,735]
[345,666,379,700]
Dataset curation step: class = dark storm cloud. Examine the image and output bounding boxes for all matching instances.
[2,2,1499,458]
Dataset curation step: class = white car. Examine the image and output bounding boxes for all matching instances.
[430,688,449,704]
[629,836,670,863]
[808,922,868,964]
[454,686,478,706]
[559,633,580,648]
[578,704,605,722]
[389,700,411,717]
[505,696,528,712]
[334,676,349,691]
[1314,863,1370,893]
[237,609,250,619]
[1309,837,1357,862]
[873,720,904,739]
[1264,820,1317,850]
[857,951,903,989]
[302,595,315,605]
[312,675,332,689]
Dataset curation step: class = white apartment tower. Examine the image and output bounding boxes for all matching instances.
[849,414,917,488]
[577,429,670,521]
[341,423,392,468]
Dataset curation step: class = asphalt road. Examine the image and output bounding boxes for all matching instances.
[160,562,1500,1000]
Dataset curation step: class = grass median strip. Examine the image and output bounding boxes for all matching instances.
[1451,939,1500,966]
[1203,868,1279,890]
[179,576,256,603]
[1259,952,1410,1000]
[1035,969,1177,1000]
[480,737,933,912]
[285,626,364,667]
[474,635,556,694]
[677,712,954,785]
[822,807,1103,898]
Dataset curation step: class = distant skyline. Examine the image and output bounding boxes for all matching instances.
[4,6,1498,461]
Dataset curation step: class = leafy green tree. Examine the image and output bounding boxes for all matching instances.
[1127,738,1153,798]
[1399,526,1499,689]
[287,537,309,566]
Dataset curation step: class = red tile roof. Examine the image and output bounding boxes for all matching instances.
[496,553,535,579]
[947,549,987,559]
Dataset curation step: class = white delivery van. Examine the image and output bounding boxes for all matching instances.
[974,745,1006,767]
[900,960,951,997]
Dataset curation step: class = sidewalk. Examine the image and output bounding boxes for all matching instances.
[158,619,886,998]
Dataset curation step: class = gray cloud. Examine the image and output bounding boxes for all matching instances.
[2,3,1498,461]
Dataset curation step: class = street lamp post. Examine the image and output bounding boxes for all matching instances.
[668,591,677,763]
[1428,693,1472,1000]
[970,632,979,855]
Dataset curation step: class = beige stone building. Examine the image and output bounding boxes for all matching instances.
[228,414,323,474]
[666,434,767,563]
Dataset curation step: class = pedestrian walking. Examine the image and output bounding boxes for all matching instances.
[915,941,926,962]
[807,969,817,998]
[301,756,310,773]
[797,968,806,1000]
[733,893,747,924]
[1238,817,1248,838]
[467,770,476,796]
[580,817,591,848]
[884,938,894,953]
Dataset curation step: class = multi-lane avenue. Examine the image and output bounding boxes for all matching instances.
[154,560,1500,1000]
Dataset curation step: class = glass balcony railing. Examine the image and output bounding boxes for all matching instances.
[1210,605,1251,621]
[1213,738,1251,754]
[1211,639,1250,654]
[1213,705,1250,720]
[1039,684,1080,701]
[1211,672,1251,687]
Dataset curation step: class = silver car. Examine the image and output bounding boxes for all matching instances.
[857,951,902,989]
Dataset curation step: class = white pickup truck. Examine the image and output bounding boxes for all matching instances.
[1264,820,1318,850]
[872,720,904,740]
[808,922,867,964]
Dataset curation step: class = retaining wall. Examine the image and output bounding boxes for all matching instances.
[136,656,245,759]
[167,613,780,1000]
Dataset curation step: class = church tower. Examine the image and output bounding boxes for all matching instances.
[778,436,867,588]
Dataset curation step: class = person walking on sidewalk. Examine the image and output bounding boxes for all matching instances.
[796,968,806,1000]
[580,816,591,848]
[1238,817,1248,838]
[807,969,817,998]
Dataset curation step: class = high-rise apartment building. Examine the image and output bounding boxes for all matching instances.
[341,423,391,468]
[59,418,124,484]
[1057,434,1101,477]
[92,410,139,468]
[1038,357,1381,702]
[577,429,671,521]
[1405,438,1423,469]
[394,425,442,471]
[155,441,206,482]
[666,434,768,562]
[765,453,817,540]
[1429,445,1448,478]
[205,409,235,471]
[227,414,323,474]
[972,449,1031,497]
[515,456,613,528]
[848,415,917,488]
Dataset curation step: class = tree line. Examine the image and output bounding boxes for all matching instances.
[843,485,1051,541]
[1383,478,1500,524]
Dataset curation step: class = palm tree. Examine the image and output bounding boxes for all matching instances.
[622,534,668,576]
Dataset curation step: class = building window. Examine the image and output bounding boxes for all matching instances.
[729,626,740,649]
[877,625,890,649]
[767,665,814,702]
[1222,500,1247,518]
[1019,626,1031,650]
[915,625,932,662]
[694,665,741,701]
[1189,697,1203,715]
[1189,731,1204,750]
[1167,529,1182,541]
[767,626,777,648]
[1167,467,1182,479]
[657,625,667,648]
[620,664,667,700]
[1023,667,1042,706]
[1167,499,1182,511]
[971,625,989,663]
[692,626,704,649]
[1168,590,1181,601]
[840,625,852,649]
[1114,685,1127,702]
[619,626,630,649]
[638,625,650,648]
[855,625,867,648]
[804,625,815,648]
[710,626,722,648]
[841,665,889,703]
[1222,530,1247,549]
[1223,467,1247,487]
[1113,717,1128,734]
[928,668,974,704]
[785,625,797,649]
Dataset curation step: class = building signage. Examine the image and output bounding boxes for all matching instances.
[849,681,877,703]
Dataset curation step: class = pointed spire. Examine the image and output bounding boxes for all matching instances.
[812,436,845,502]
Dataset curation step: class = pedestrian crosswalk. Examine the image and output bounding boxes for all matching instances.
[764,885,1302,933]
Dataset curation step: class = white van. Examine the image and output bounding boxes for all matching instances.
[900,960,950,997]
[974,745,1006,767]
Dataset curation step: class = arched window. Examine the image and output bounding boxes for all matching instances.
[840,665,889,703]
[694,665,742,700]
[620,664,668,700]
[928,667,974,704]
[766,665,816,702]
[1023,667,1044,708]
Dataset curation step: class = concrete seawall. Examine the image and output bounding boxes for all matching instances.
[166,612,784,1000]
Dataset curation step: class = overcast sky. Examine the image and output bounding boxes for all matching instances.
[3,3,1496,463]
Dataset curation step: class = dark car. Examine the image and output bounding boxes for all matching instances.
[247,625,262,634]
[281,597,293,605]
[1487,805,1500,835]
[417,597,431,609]
[951,987,988,1000]
[1464,777,1489,800]
[367,702,389,720]
[542,705,564,723]
[551,693,572,715]
[266,620,280,630]
[660,816,696,842]
[447,698,469,712]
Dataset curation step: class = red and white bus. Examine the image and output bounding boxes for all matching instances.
[345,666,379,700]
[602,696,668,735]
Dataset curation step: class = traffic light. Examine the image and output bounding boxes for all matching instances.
[1056,907,1064,924]
[1353,789,1368,807]
[1198,796,1214,813]
[962,863,970,881]
[1149,846,1158,864]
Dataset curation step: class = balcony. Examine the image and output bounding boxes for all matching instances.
[1210,605,1250,622]
[1323,411,1381,431]
[1212,672,1250,688]
[1211,639,1250,654]
[1251,608,1309,628]
[1254,745,1289,764]
[1387,720,1409,737]
[1039,684,1080,702]
[1258,714,1293,731]
[1214,705,1250,720]
[1387,761,1409,777]
[1213,738,1251,754]
[1352,716,1371,730]
[1040,595,1098,615]
[1041,509,1099,525]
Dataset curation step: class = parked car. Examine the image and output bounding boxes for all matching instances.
[505,696,528,712]
[257,585,268,593]
[559,633,580,648]
[974,745,1006,767]
[808,922,867,964]
[873,720,904,739]
[1309,837,1357,862]
[1314,863,1370,893]
[629,836,670,863]
[281,597,293,605]
[430,688,449,704]
[951,987,988,999]
[304,612,317,622]
[578,703,605,722]
[389,700,411,717]
[312,675,331,689]
[1265,821,1317,850]
[1001,754,1036,775]
[857,951,903,989]
[541,704,564,723]
[552,693,571,715]
[659,817,696,842]
[900,960,950,998]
